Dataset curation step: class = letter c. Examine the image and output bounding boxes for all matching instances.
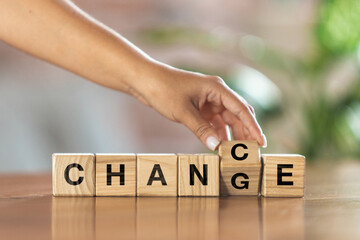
[231,143,248,161]
[64,163,84,186]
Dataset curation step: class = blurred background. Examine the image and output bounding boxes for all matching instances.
[0,0,359,173]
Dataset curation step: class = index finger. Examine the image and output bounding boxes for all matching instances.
[219,85,267,147]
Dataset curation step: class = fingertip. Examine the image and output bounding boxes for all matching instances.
[260,133,267,148]
[206,135,220,151]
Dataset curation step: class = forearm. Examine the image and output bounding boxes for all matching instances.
[0,0,157,94]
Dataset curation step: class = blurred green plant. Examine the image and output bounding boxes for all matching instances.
[316,0,360,55]
[299,0,360,158]
[140,0,360,160]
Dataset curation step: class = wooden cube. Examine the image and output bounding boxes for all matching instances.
[137,154,177,196]
[261,154,305,197]
[178,154,219,196]
[52,153,95,196]
[95,154,136,196]
[219,141,261,196]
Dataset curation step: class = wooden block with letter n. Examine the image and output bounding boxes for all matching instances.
[52,153,95,196]
[178,154,219,196]
[219,141,261,196]
[137,154,177,196]
[95,154,136,196]
[261,154,305,197]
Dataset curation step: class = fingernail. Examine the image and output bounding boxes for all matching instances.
[206,136,220,151]
[262,134,267,148]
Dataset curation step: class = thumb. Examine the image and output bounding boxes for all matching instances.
[181,107,220,151]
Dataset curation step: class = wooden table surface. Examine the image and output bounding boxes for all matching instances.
[1,160,360,240]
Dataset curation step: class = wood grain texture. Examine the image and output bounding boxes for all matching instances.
[52,153,95,196]
[220,197,261,240]
[95,154,136,196]
[261,154,305,197]
[4,160,360,240]
[137,154,177,196]
[219,141,261,196]
[261,198,304,239]
[219,140,260,164]
[96,198,136,240]
[178,154,219,196]
[220,164,261,196]
[137,198,177,240]
[178,198,219,240]
[52,197,95,240]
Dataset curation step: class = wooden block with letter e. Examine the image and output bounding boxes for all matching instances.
[52,153,95,196]
[219,141,261,196]
[95,154,136,196]
[178,154,219,196]
[261,154,305,197]
[137,154,177,196]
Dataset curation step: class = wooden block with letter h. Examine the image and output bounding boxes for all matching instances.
[178,154,219,196]
[261,154,305,197]
[52,153,95,196]
[96,154,136,196]
[219,141,261,196]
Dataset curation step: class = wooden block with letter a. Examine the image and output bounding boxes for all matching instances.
[137,154,177,196]
[95,154,136,196]
[261,154,305,197]
[219,141,261,196]
[52,153,95,196]
[178,154,219,196]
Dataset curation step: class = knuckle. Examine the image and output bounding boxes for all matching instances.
[195,122,212,139]
[233,102,247,114]
[208,75,225,86]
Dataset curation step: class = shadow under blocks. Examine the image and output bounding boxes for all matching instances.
[52,141,305,197]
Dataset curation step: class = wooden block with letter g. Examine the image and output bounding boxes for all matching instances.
[178,154,219,196]
[95,154,136,196]
[261,154,305,197]
[137,154,177,196]
[219,141,261,196]
[52,153,95,196]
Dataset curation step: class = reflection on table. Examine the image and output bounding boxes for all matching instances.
[51,196,304,240]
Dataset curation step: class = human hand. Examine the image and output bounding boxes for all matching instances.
[129,62,267,151]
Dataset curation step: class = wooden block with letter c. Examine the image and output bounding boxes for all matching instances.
[52,153,95,196]
[219,141,261,196]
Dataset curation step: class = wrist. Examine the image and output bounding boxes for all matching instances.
[125,59,169,102]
